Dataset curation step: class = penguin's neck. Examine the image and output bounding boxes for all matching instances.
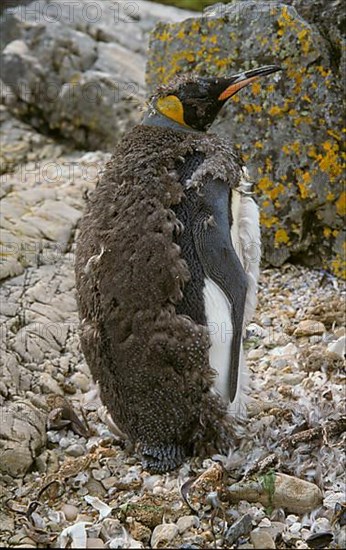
[142,108,203,135]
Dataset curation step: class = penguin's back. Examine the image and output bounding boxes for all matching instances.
[75,125,242,471]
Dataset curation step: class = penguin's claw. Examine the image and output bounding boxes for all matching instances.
[141,444,186,473]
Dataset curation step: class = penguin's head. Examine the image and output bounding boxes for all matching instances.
[147,65,281,132]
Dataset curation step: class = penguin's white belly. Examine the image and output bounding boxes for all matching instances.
[203,277,233,402]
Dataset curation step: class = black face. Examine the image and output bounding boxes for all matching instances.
[151,66,282,132]
[176,78,230,131]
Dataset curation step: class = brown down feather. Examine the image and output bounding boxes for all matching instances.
[75,124,243,471]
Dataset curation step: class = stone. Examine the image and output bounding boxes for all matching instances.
[0,105,60,174]
[247,349,265,360]
[226,473,322,514]
[0,401,46,476]
[0,0,193,152]
[87,539,105,549]
[151,524,179,548]
[65,444,86,457]
[146,1,345,277]
[70,372,90,392]
[269,343,298,357]
[0,510,15,533]
[294,320,326,337]
[225,514,253,546]
[250,529,276,549]
[327,336,345,358]
[177,515,200,534]
[39,372,63,395]
[61,504,79,522]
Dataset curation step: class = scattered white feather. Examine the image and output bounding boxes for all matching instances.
[58,521,92,549]
[84,495,113,519]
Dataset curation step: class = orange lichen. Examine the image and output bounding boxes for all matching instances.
[336,192,346,216]
[269,105,283,116]
[251,81,261,95]
[275,229,290,245]
[331,257,346,279]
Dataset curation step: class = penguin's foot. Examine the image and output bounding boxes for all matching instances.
[141,443,186,473]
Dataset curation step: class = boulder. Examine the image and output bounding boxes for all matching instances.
[0,400,46,476]
[146,1,345,276]
[0,0,194,150]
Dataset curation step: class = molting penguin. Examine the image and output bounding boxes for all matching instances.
[75,65,281,472]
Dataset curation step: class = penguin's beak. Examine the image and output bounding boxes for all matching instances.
[218,65,282,101]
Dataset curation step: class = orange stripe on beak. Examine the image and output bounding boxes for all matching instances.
[218,76,258,101]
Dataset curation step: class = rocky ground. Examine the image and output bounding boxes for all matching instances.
[0,1,345,547]
[0,146,345,548]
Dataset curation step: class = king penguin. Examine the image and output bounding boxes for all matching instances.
[75,65,281,472]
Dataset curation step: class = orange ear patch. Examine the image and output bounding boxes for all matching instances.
[218,76,257,101]
[156,95,188,126]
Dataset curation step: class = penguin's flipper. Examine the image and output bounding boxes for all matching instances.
[192,177,248,402]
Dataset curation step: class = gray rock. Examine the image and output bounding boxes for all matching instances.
[225,513,253,545]
[0,0,193,151]
[65,443,86,457]
[39,372,63,395]
[146,0,345,276]
[0,400,46,476]
[176,515,200,534]
[226,472,323,513]
[151,524,179,548]
[250,528,276,549]
[0,104,62,174]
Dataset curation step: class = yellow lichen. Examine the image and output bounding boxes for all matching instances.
[251,81,261,95]
[269,105,282,116]
[260,213,279,228]
[336,192,346,216]
[331,257,346,279]
[275,229,290,245]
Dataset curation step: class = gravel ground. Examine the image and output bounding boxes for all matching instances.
[0,152,345,549]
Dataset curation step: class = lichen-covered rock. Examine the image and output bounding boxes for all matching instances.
[146,1,345,277]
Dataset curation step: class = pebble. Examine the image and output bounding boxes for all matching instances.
[87,538,105,548]
[84,479,106,498]
[59,437,73,449]
[177,515,200,534]
[327,335,345,358]
[258,518,271,528]
[281,373,305,385]
[151,524,179,548]
[65,443,86,457]
[247,348,265,360]
[289,521,302,534]
[250,528,276,549]
[39,372,63,395]
[92,469,110,481]
[70,372,90,392]
[323,491,345,509]
[225,513,252,545]
[286,515,299,525]
[294,320,326,337]
[101,476,117,490]
[336,526,346,549]
[269,343,298,357]
[311,517,332,532]
[61,504,79,522]
[227,474,322,514]
[261,316,272,326]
